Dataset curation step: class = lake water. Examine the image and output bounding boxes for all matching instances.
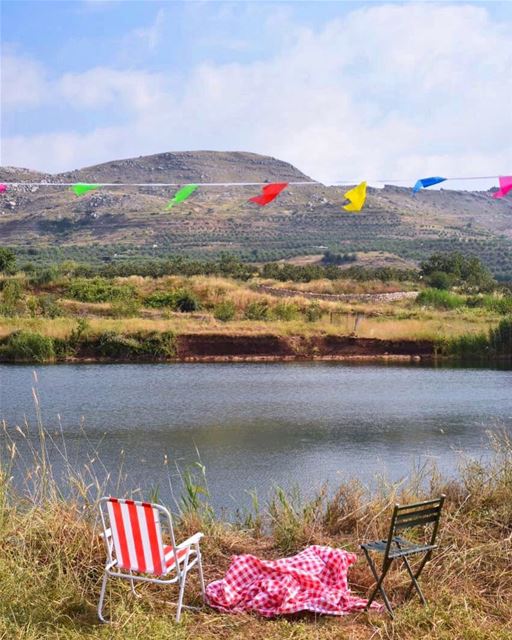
[1,363,511,512]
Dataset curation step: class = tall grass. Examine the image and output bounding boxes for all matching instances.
[1,390,511,638]
[441,317,512,359]
[0,330,56,362]
[416,289,465,310]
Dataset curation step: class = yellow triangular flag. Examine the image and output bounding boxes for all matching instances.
[343,181,367,212]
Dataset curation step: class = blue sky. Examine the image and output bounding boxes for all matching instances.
[1,1,511,187]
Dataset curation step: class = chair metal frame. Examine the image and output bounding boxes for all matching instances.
[98,496,205,623]
[361,495,445,615]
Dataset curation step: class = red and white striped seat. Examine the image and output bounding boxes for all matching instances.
[98,497,205,623]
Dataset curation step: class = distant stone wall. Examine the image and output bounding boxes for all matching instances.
[255,284,418,303]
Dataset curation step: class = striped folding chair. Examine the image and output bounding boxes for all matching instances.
[98,497,205,623]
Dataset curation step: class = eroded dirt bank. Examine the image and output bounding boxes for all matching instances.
[0,332,436,363]
[176,334,434,362]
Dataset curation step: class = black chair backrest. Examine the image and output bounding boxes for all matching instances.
[384,495,445,558]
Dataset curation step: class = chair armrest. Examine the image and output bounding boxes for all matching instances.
[176,532,204,549]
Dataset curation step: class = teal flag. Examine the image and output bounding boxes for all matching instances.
[71,183,100,196]
[165,184,198,209]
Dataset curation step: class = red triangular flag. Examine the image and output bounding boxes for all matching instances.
[249,182,288,206]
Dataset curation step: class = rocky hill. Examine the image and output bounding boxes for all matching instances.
[1,151,511,279]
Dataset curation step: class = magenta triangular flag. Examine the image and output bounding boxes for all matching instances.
[492,176,512,199]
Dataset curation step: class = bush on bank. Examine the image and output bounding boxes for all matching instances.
[0,330,56,363]
[95,330,176,359]
[0,328,177,362]
[439,317,512,359]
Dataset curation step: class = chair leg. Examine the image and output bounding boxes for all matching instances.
[404,552,431,602]
[195,543,206,602]
[176,550,191,623]
[363,548,394,616]
[97,571,109,623]
[129,570,142,599]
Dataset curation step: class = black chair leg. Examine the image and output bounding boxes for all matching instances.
[404,551,431,602]
[363,548,394,615]
[401,555,427,605]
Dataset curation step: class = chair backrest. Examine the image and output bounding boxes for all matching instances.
[385,495,445,557]
[100,497,178,576]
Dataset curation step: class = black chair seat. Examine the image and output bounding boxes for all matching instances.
[362,536,437,558]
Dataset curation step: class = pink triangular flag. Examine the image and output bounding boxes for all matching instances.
[492,176,512,199]
[0,184,7,193]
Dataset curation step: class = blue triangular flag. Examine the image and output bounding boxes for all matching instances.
[413,176,447,193]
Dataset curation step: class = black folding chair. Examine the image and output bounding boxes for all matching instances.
[361,495,445,615]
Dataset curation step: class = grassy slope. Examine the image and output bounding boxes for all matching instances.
[0,274,503,346]
[0,312,498,343]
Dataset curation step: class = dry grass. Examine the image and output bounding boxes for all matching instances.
[0,308,499,343]
[0,274,503,349]
[1,406,511,639]
[257,278,416,295]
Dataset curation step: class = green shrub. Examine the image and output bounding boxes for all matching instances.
[213,300,236,322]
[94,330,176,359]
[484,296,512,315]
[144,289,199,312]
[111,296,141,318]
[1,331,55,362]
[465,295,484,309]
[427,271,453,290]
[38,294,63,318]
[420,251,495,292]
[96,331,141,358]
[465,295,512,315]
[53,337,76,359]
[30,266,59,286]
[441,333,490,358]
[305,302,322,322]
[138,331,176,358]
[440,317,512,359]
[0,247,16,273]
[144,291,176,308]
[0,278,24,315]
[490,317,512,355]
[174,289,200,312]
[69,318,89,348]
[272,302,299,321]
[67,277,135,303]
[244,301,270,321]
[416,288,465,310]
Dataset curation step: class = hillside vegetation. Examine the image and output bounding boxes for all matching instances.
[1,251,511,363]
[1,151,511,279]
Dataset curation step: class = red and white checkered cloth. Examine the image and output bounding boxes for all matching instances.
[206,545,381,617]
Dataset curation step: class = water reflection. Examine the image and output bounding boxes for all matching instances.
[1,363,511,510]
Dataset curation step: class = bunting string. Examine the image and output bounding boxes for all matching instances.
[0,181,318,187]
[0,175,506,187]
[0,174,510,212]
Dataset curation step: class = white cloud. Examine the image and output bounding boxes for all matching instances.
[2,3,511,185]
[57,67,165,111]
[1,53,49,108]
